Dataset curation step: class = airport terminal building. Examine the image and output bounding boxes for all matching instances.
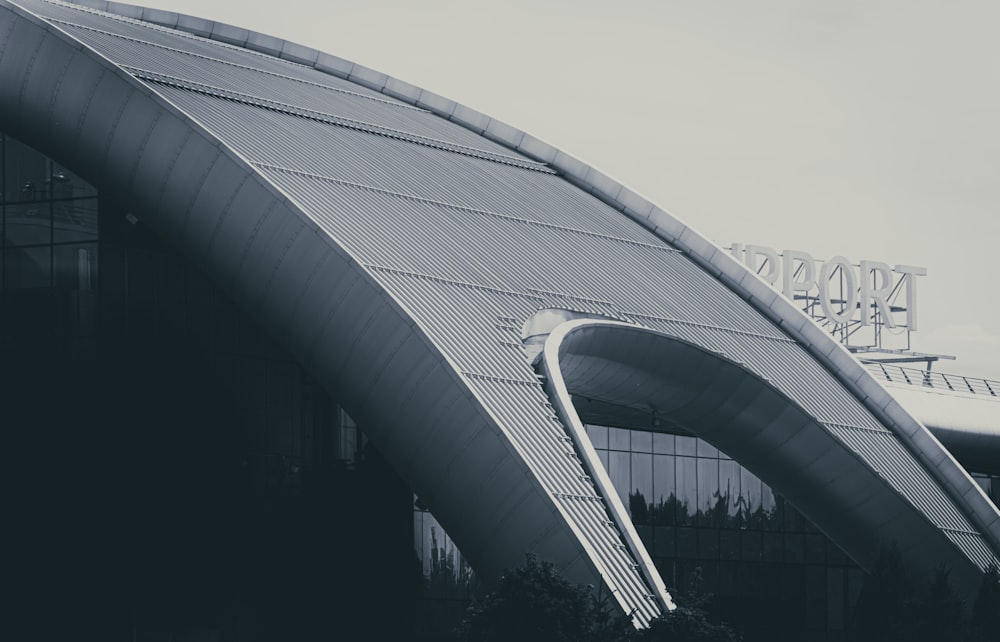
[2,1,998,640]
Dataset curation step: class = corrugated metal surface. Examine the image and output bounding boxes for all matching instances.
[21,0,999,619]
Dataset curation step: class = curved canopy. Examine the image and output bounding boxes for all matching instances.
[541,319,990,596]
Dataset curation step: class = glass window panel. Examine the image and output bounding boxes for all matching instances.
[631,429,653,453]
[828,567,845,630]
[719,460,741,528]
[654,526,675,559]
[676,456,697,526]
[53,198,98,243]
[609,450,630,509]
[3,135,49,203]
[609,427,630,451]
[53,243,96,291]
[741,530,761,562]
[652,454,675,526]
[762,532,783,562]
[586,424,608,450]
[785,533,804,564]
[50,162,96,199]
[675,435,697,456]
[805,534,826,564]
[847,567,865,619]
[4,201,49,247]
[740,466,762,529]
[698,457,720,527]
[676,527,697,559]
[719,561,739,597]
[630,452,653,524]
[653,432,674,454]
[719,529,739,560]
[805,565,826,630]
[762,483,780,530]
[5,245,50,288]
[739,561,763,598]
[698,528,719,560]
[697,438,718,458]
[635,524,653,550]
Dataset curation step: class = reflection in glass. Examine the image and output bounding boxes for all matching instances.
[676,434,697,456]
[697,457,720,527]
[53,243,96,291]
[3,135,48,203]
[581,424,861,639]
[586,424,608,449]
[53,198,98,243]
[676,456,696,526]
[741,467,762,529]
[609,426,630,451]
[719,460,741,528]
[5,245,50,288]
[631,429,652,453]
[652,453,675,526]
[653,432,674,454]
[632,452,653,510]
[5,201,50,247]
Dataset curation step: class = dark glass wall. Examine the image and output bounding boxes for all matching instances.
[588,423,864,642]
[2,132,419,641]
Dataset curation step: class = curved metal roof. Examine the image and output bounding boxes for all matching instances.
[1,0,998,620]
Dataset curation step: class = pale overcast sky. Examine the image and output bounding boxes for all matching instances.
[137,0,1000,380]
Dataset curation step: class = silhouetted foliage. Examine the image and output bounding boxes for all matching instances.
[458,554,631,642]
[629,567,742,642]
[969,562,1000,642]
[911,566,964,642]
[852,543,915,640]
[461,557,744,642]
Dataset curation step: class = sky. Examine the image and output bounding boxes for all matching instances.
[137,0,1000,380]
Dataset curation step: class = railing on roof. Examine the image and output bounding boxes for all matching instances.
[864,362,999,397]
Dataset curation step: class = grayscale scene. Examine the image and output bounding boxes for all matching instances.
[3,1,998,641]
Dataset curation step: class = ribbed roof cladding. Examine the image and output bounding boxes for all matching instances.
[17,0,999,620]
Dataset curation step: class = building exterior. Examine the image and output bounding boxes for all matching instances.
[1,1,997,640]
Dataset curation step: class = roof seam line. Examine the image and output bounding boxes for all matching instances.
[44,15,432,113]
[254,162,682,254]
[623,310,795,344]
[129,68,554,172]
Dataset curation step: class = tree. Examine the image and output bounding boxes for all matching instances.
[969,562,1000,642]
[851,543,915,641]
[458,554,631,642]
[628,566,741,642]
[911,566,964,642]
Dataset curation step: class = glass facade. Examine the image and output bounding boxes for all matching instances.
[588,424,863,642]
[1,134,98,355]
[2,132,421,641]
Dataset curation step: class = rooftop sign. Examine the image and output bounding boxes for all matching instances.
[731,244,926,351]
